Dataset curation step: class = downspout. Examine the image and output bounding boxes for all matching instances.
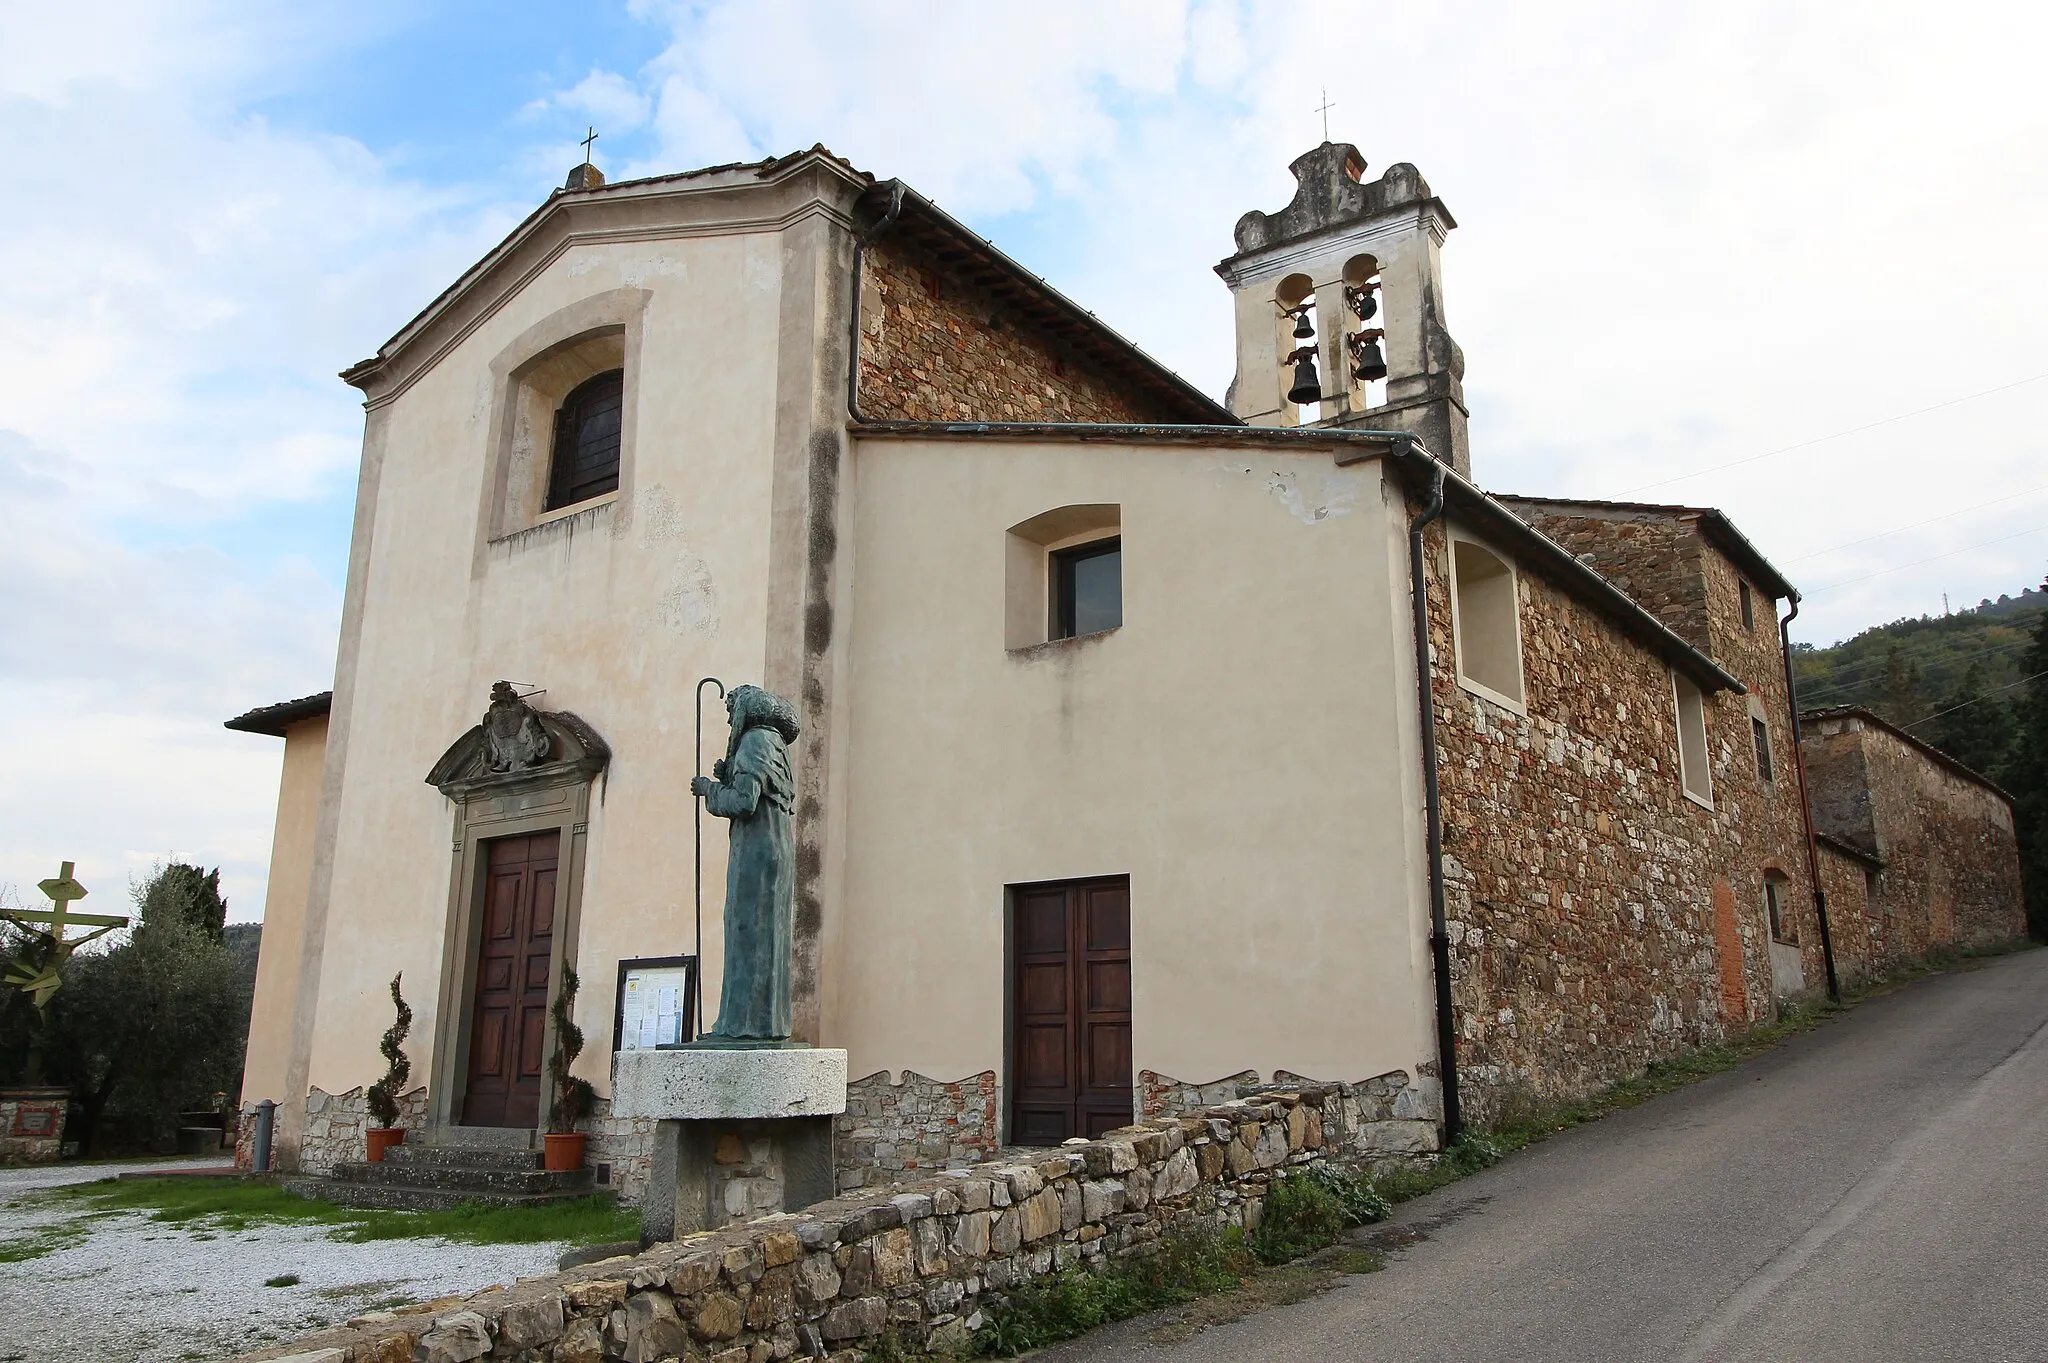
[845,180,906,424]
[1406,449,1463,1143]
[1779,593,1841,1001]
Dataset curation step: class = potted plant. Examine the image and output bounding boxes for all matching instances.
[364,973,411,1162]
[545,965,595,1172]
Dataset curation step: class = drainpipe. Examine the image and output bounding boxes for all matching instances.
[845,180,906,424]
[1406,448,1463,1143]
[1779,594,1841,1001]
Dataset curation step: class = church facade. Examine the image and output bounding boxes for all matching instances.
[227,144,2026,1203]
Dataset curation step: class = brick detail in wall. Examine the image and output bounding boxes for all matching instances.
[856,235,1176,425]
[836,1070,1001,1193]
[233,1083,1440,1363]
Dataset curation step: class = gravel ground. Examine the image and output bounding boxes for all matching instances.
[0,1155,235,1193]
[0,1170,566,1363]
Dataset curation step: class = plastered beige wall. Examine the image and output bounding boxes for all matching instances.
[241,715,327,1102]
[303,231,800,1101]
[826,435,1440,1097]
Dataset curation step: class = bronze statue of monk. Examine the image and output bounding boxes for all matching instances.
[690,684,799,1044]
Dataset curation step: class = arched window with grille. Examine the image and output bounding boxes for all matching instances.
[545,369,624,511]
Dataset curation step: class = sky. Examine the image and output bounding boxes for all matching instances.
[2,0,2044,922]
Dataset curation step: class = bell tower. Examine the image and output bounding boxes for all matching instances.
[1216,143,1468,478]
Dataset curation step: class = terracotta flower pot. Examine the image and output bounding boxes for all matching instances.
[365,1127,406,1163]
[544,1131,587,1172]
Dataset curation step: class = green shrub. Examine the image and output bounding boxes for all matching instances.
[1252,1174,1349,1265]
[1298,1162,1390,1226]
[971,1227,1255,1356]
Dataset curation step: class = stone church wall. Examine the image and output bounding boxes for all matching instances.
[234,1084,1429,1363]
[1421,515,1815,1123]
[1503,503,1714,651]
[857,236,1173,424]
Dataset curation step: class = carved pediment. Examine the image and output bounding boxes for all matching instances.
[1230,144,1443,256]
[426,682,610,799]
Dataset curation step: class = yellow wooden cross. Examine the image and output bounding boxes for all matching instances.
[3,861,128,1009]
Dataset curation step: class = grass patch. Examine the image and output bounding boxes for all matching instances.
[264,1273,301,1287]
[45,1178,639,1248]
[0,1219,92,1263]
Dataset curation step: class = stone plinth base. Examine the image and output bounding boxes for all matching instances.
[613,1048,848,1243]
[612,1046,848,1121]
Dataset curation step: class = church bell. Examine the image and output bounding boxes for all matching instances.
[1287,354,1323,406]
[1351,337,1388,383]
[1285,307,1321,405]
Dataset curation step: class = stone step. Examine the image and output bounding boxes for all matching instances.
[281,1176,598,1213]
[330,1160,591,1196]
[381,1144,544,1173]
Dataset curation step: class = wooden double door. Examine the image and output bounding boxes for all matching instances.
[461,830,559,1128]
[1010,876,1133,1144]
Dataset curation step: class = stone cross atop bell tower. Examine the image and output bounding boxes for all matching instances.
[1216,143,1469,478]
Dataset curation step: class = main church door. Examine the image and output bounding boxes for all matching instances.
[1009,876,1133,1144]
[461,830,559,1127]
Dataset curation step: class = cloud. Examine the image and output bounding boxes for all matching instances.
[9,0,2047,921]
[0,6,517,919]
[597,0,2048,643]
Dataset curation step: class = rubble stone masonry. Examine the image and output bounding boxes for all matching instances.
[1802,707,2025,974]
[236,1084,1423,1363]
[856,236,1177,424]
[1422,509,1815,1122]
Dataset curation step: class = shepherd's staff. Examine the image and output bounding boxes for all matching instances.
[693,675,725,1042]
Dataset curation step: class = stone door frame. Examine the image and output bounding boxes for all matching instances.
[429,774,596,1137]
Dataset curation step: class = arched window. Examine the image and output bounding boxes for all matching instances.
[545,369,624,511]
[1449,535,1525,706]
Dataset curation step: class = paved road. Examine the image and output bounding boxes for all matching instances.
[1047,949,2048,1363]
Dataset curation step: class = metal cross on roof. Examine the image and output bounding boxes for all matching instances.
[1317,89,1336,143]
[581,126,599,168]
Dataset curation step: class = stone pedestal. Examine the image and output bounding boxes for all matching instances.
[612,1048,847,1244]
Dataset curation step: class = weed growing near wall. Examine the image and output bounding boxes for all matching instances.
[971,1227,1259,1355]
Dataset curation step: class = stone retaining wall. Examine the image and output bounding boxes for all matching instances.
[299,1085,429,1174]
[236,1081,1433,1363]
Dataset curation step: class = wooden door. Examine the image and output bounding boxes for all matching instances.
[1009,877,1132,1144]
[461,830,560,1127]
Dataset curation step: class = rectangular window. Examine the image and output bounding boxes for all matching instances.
[1739,580,1755,632]
[1752,715,1774,782]
[1050,537,1122,640]
[1864,869,1882,916]
[1765,877,1794,944]
[1674,673,1712,806]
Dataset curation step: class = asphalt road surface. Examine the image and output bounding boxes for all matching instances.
[1045,949,2048,1363]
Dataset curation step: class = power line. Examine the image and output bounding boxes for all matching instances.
[1783,481,2048,565]
[1794,636,2041,707]
[1619,371,2048,496]
[1803,524,2048,596]
[1901,670,2048,733]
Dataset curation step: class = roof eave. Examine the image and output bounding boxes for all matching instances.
[224,691,334,738]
